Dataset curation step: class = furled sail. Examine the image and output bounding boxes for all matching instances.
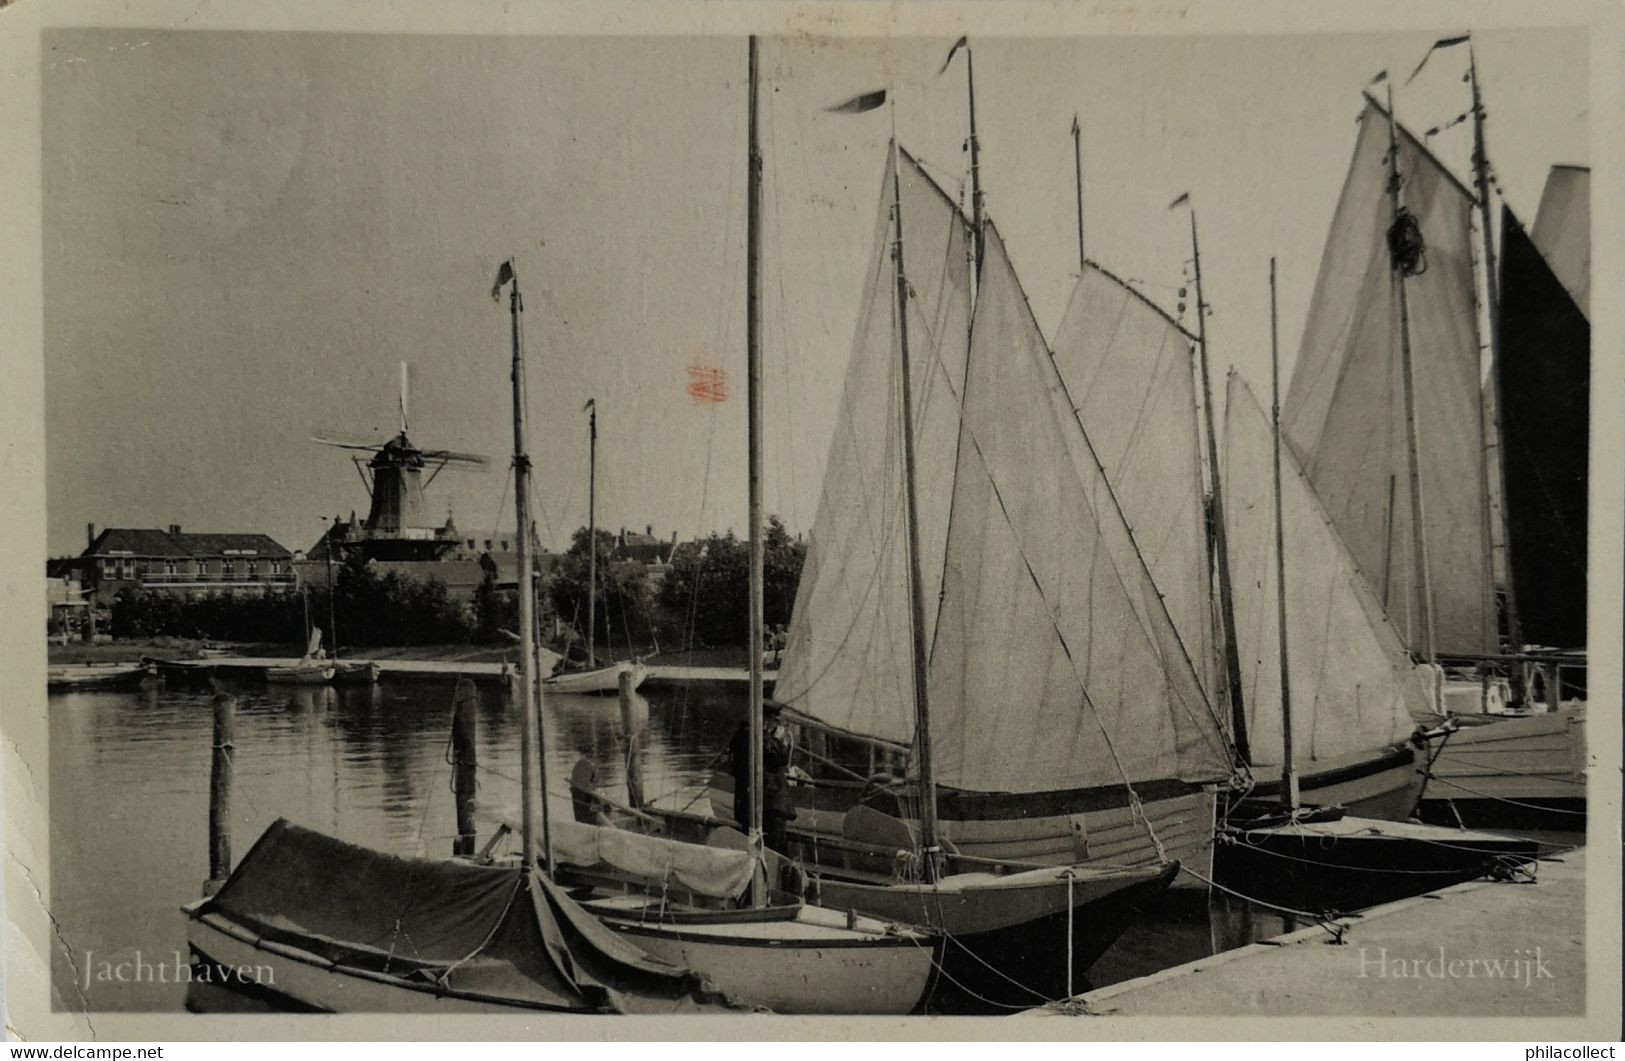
[1224,374,1428,764]
[1496,205,1589,650]
[773,147,973,744]
[1530,165,1589,318]
[1049,262,1217,701]
[1283,98,1493,657]
[926,223,1233,792]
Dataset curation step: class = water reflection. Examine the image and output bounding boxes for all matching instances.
[52,676,1286,1014]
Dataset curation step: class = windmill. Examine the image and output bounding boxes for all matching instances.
[313,364,490,561]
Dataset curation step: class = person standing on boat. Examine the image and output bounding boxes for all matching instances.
[730,702,791,853]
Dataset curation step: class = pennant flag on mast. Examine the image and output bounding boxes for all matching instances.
[582,398,595,413]
[1368,69,1388,86]
[825,88,888,114]
[490,259,515,301]
[1168,191,1190,210]
[938,35,968,75]
[1406,33,1470,84]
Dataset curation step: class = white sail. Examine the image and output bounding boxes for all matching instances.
[1049,263,1216,701]
[773,148,972,744]
[1531,164,1590,319]
[1283,98,1493,657]
[1224,374,1427,767]
[927,224,1233,792]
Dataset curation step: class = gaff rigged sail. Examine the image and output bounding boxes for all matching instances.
[1284,99,1493,657]
[1497,204,1590,651]
[772,148,973,745]
[926,224,1232,793]
[1225,373,1429,764]
[1049,263,1216,702]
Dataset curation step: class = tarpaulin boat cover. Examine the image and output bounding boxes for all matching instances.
[551,819,756,901]
[197,819,727,1013]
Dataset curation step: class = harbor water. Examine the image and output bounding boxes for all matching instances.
[45,677,1435,1013]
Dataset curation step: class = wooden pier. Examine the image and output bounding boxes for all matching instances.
[1024,848,1586,1018]
[148,654,769,690]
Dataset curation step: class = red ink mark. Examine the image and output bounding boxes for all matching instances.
[687,362,727,404]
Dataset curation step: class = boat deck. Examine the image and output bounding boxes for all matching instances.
[1024,848,1586,1018]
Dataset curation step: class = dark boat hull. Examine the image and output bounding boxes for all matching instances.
[1214,816,1540,914]
[1415,708,1587,831]
[1246,745,1421,821]
[810,861,1179,1012]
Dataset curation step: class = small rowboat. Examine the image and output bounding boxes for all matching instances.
[47,661,158,692]
[542,660,648,696]
[584,894,936,1015]
[264,661,335,685]
[550,818,938,1014]
[183,819,725,1014]
[332,660,381,685]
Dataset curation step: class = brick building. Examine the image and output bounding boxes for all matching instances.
[72,523,296,603]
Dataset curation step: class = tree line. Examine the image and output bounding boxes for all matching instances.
[109,520,808,651]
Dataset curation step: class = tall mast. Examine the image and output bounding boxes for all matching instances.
[1269,258,1299,809]
[891,135,941,884]
[941,39,985,281]
[1071,115,1085,269]
[967,48,984,279]
[745,35,768,907]
[1469,43,1523,654]
[1382,81,1439,667]
[1188,205,1250,763]
[325,524,338,660]
[586,400,597,669]
[500,259,543,867]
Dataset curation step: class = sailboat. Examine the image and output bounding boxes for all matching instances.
[1281,54,1587,829]
[1413,166,1590,830]
[181,261,727,1017]
[628,140,1181,1010]
[321,550,380,685]
[1213,260,1536,912]
[554,39,941,1016]
[756,145,1200,1005]
[265,588,335,685]
[746,123,1245,879]
[544,400,649,697]
[1045,190,1424,823]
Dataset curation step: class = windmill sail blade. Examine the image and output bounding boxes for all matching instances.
[419,450,492,466]
[312,434,389,451]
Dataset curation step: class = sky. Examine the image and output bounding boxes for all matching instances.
[40,25,1587,558]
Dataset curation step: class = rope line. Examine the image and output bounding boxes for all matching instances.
[1424,778,1589,815]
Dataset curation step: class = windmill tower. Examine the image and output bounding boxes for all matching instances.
[314,364,489,561]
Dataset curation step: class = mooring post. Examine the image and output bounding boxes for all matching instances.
[618,669,643,808]
[451,678,479,857]
[1544,662,1562,713]
[206,693,236,893]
